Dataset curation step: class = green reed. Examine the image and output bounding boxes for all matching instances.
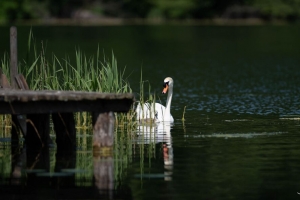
[1,29,134,129]
[0,29,159,185]
[182,105,187,121]
[23,31,131,93]
[136,69,157,125]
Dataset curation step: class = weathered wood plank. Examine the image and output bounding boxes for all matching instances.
[0,99,133,114]
[15,74,29,90]
[0,90,134,101]
[10,26,18,89]
[0,90,134,114]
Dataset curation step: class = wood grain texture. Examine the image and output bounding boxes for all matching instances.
[0,90,134,114]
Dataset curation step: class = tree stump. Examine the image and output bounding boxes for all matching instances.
[93,112,115,150]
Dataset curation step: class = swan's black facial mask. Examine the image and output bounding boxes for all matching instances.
[163,81,169,88]
[162,81,169,94]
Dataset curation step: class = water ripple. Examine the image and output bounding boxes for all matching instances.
[176,92,300,115]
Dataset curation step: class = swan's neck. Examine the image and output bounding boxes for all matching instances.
[164,85,173,120]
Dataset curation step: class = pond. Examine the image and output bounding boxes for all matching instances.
[1,25,300,199]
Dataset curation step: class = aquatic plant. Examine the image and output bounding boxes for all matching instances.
[135,69,157,126]
[0,29,161,189]
[1,29,134,129]
[182,105,187,121]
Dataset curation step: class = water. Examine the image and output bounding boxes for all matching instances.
[1,25,300,199]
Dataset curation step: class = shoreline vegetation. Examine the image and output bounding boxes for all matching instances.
[1,1,300,26]
[0,29,150,180]
[1,18,296,26]
[2,1,300,25]
[0,29,139,134]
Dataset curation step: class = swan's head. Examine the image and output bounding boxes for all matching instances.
[162,77,173,94]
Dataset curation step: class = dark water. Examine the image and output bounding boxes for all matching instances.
[1,25,300,199]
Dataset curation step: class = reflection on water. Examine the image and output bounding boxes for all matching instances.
[184,131,285,139]
[1,117,300,199]
[0,121,174,198]
[135,122,173,181]
[93,155,114,197]
[194,93,300,115]
[1,25,300,199]
[0,132,131,199]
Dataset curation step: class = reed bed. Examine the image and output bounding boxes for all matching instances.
[0,30,160,186]
[1,30,135,130]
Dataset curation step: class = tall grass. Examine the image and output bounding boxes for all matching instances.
[0,30,159,185]
[0,30,135,129]
[22,31,131,94]
[135,69,157,126]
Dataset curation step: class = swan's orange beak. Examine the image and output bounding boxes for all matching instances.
[162,85,168,94]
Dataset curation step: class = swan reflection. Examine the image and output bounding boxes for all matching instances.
[136,122,173,181]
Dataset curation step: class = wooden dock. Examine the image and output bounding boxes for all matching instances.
[0,89,134,150]
[0,26,135,151]
[0,89,133,114]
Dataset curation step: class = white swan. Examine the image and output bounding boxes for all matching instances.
[136,77,174,122]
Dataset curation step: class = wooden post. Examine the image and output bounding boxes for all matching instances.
[10,26,20,144]
[10,26,18,89]
[11,74,29,143]
[93,112,115,150]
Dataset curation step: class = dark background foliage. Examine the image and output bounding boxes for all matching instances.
[1,0,300,23]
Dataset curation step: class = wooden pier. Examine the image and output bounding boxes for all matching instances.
[0,26,134,151]
[0,89,134,149]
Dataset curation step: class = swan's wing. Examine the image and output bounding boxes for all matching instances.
[154,103,174,122]
[136,102,156,120]
[136,102,173,122]
[154,103,166,121]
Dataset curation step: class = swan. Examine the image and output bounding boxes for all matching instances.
[136,77,174,122]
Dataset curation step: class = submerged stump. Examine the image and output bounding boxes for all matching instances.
[93,112,115,150]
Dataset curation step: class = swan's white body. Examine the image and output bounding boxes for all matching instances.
[136,77,174,122]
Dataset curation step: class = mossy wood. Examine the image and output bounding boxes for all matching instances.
[0,90,134,114]
[0,89,134,149]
